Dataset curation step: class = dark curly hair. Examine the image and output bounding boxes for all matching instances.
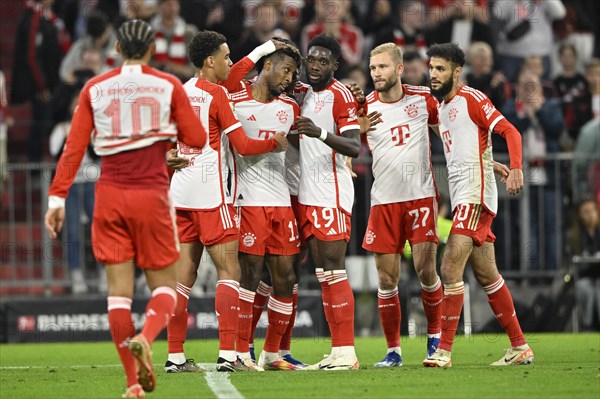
[308,33,341,60]
[256,46,302,75]
[188,30,227,69]
[116,19,155,60]
[426,43,465,68]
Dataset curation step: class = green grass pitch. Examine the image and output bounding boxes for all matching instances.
[1,333,599,398]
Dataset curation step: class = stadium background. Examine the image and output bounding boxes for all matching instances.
[0,0,599,343]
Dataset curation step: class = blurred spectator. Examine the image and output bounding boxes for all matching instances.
[0,69,15,192]
[54,0,105,41]
[121,0,158,20]
[48,90,103,294]
[493,0,566,82]
[503,69,565,270]
[150,0,197,82]
[426,0,488,29]
[96,0,157,30]
[278,0,306,42]
[426,0,494,52]
[520,55,558,99]
[59,10,118,84]
[169,1,246,43]
[300,0,364,77]
[553,0,599,70]
[360,0,394,38]
[373,0,427,60]
[465,41,507,108]
[572,118,600,204]
[11,0,70,163]
[55,49,102,123]
[344,63,370,93]
[553,43,593,143]
[233,1,291,62]
[566,197,600,331]
[401,50,429,87]
[585,58,600,119]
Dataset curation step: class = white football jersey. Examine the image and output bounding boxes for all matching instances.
[438,86,505,214]
[365,85,439,205]
[230,83,299,207]
[87,65,186,155]
[170,78,242,210]
[285,142,301,196]
[298,80,360,213]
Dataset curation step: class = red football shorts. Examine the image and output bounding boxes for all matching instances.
[362,197,439,254]
[237,206,300,256]
[92,183,179,269]
[450,203,496,246]
[296,204,351,243]
[176,203,239,246]
[290,195,306,248]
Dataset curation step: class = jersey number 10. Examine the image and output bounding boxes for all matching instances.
[104,97,160,136]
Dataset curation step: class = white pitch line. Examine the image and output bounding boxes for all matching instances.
[204,370,244,399]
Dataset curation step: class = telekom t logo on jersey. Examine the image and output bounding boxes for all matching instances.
[391,124,411,146]
[441,129,452,153]
[259,130,276,140]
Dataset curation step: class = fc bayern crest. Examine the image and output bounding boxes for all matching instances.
[314,100,325,113]
[405,104,418,118]
[242,232,256,247]
[449,107,459,122]
[277,110,289,124]
[365,230,376,245]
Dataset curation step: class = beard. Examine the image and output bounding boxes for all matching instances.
[430,77,454,98]
[268,82,284,97]
[374,75,398,93]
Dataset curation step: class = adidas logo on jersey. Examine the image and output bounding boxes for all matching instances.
[426,230,435,237]
[247,115,257,121]
[326,228,338,236]
[455,222,465,229]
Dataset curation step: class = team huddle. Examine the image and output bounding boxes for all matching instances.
[44,19,534,399]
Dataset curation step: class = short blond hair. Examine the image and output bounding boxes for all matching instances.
[370,43,403,65]
[467,42,492,60]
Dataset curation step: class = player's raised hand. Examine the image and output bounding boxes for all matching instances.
[506,168,524,196]
[272,132,288,152]
[359,110,383,134]
[166,149,189,170]
[345,82,365,104]
[295,116,321,138]
[45,207,65,240]
[493,161,510,183]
